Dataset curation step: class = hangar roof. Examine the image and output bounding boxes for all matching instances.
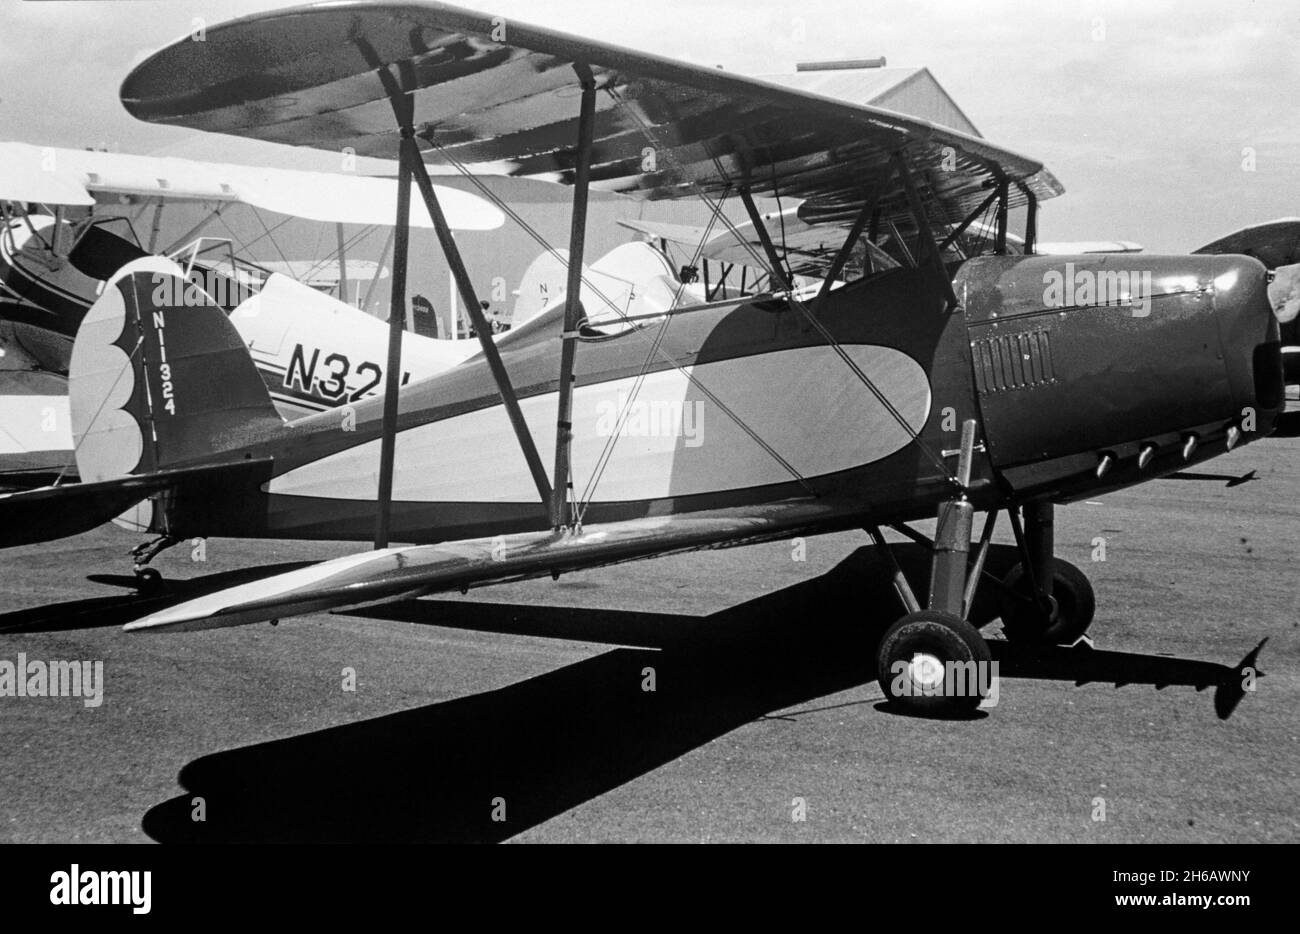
[758,66,983,139]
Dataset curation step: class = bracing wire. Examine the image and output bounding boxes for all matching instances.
[571,189,731,521]
[421,138,817,498]
[604,86,958,485]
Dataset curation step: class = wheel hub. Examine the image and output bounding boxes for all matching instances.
[908,652,947,691]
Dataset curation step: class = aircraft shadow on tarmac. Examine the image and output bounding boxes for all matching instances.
[136,544,1257,844]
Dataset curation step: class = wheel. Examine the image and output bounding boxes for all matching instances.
[999,559,1095,644]
[876,610,993,715]
[133,567,164,594]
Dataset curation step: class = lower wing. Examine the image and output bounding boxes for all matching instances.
[125,498,859,633]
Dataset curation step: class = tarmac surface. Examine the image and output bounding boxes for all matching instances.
[2,441,1298,843]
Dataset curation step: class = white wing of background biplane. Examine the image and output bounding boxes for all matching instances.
[0,141,504,230]
[1034,240,1143,254]
[956,218,1142,256]
[0,148,96,207]
[113,0,1064,631]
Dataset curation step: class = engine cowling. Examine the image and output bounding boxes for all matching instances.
[956,253,1282,500]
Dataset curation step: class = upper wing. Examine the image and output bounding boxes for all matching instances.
[254,258,386,286]
[0,146,95,206]
[0,141,503,231]
[120,0,1062,272]
[1194,218,1300,270]
[124,499,856,632]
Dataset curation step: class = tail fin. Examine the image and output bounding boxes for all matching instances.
[511,241,688,330]
[69,256,281,483]
[512,247,569,330]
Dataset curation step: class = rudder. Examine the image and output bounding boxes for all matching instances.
[70,256,281,483]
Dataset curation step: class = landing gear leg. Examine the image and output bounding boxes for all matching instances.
[1000,502,1095,644]
[874,421,993,715]
[130,534,177,594]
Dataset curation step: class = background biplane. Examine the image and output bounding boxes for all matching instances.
[1194,219,1300,408]
[0,0,1280,716]
[0,142,504,484]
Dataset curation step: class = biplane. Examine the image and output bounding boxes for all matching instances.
[1194,218,1300,399]
[0,142,508,486]
[0,145,505,405]
[1,0,1281,716]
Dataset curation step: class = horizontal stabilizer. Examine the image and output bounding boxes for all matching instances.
[0,458,272,548]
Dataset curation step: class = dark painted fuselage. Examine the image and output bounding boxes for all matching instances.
[151,251,1282,546]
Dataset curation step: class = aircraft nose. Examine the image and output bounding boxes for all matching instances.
[1212,254,1283,434]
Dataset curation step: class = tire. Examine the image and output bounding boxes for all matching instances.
[1000,559,1095,645]
[876,610,993,715]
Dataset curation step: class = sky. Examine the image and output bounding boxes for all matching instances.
[1,0,1297,252]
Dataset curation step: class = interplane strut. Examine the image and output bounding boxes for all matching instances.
[551,66,598,531]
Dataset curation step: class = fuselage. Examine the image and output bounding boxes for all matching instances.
[157,252,1282,545]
